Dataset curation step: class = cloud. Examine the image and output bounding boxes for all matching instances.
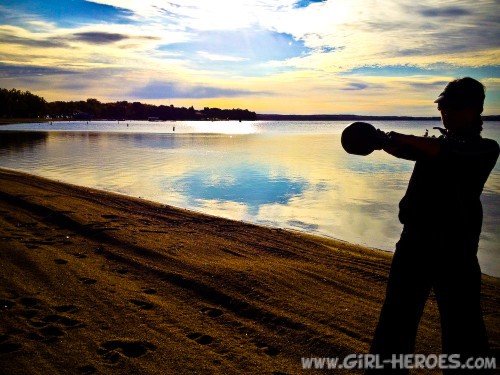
[340,64,500,80]
[341,82,369,91]
[406,80,450,90]
[71,31,129,44]
[269,1,499,69]
[342,65,433,77]
[0,34,65,48]
[129,81,269,99]
[69,31,160,45]
[196,51,248,62]
[0,62,76,77]
[79,0,500,72]
[0,26,68,48]
[89,0,296,30]
[0,24,161,51]
[417,6,472,17]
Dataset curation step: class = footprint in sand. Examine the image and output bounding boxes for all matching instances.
[255,342,280,357]
[0,299,16,311]
[94,246,105,255]
[39,314,82,327]
[54,305,79,313]
[97,339,156,363]
[0,335,22,353]
[186,332,214,345]
[20,309,38,319]
[19,297,41,309]
[200,307,224,318]
[58,317,82,327]
[77,365,97,374]
[54,258,69,265]
[101,214,120,220]
[79,277,97,285]
[0,342,22,354]
[30,320,49,328]
[129,299,154,310]
[141,288,157,295]
[0,334,9,343]
[38,325,65,338]
[25,332,45,342]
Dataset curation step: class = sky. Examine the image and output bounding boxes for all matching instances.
[0,0,499,115]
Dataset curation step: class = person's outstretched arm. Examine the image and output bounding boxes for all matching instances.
[381,131,442,161]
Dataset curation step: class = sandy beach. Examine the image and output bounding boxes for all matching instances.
[0,168,498,374]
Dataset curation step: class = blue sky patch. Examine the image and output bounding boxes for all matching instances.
[161,28,310,64]
[342,65,434,77]
[342,64,500,80]
[294,0,327,9]
[0,0,133,27]
[158,28,310,77]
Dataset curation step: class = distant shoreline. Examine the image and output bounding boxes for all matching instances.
[256,114,500,121]
[1,114,499,126]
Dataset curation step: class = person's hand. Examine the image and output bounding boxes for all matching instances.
[374,129,390,150]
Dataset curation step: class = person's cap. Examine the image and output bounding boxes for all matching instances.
[434,77,485,109]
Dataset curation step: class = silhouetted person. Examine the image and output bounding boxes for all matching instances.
[367,77,499,374]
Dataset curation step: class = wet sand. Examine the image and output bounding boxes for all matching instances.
[0,168,498,374]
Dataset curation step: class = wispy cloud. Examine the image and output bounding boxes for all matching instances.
[341,82,369,91]
[196,51,248,62]
[417,6,472,18]
[0,25,68,48]
[130,81,269,99]
[0,62,77,77]
[72,32,129,44]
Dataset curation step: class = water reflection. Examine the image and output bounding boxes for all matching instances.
[0,132,48,150]
[174,162,308,215]
[0,122,498,277]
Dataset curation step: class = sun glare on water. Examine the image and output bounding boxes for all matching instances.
[183,121,259,135]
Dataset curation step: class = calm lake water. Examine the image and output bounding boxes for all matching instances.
[1,120,499,276]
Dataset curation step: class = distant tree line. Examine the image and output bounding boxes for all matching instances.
[0,88,48,118]
[0,88,257,121]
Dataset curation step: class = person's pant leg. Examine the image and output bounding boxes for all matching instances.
[434,253,491,374]
[367,238,432,374]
